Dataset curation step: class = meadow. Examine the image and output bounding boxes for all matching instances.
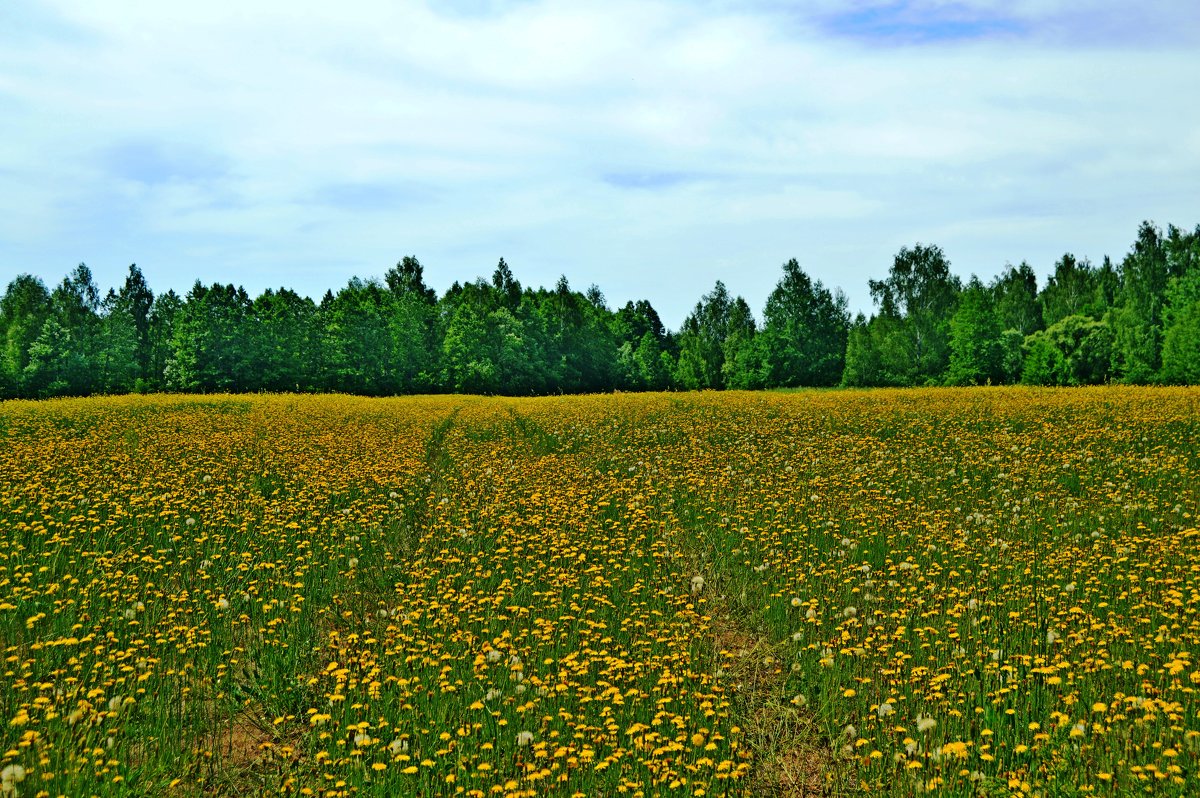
[1,388,1198,796]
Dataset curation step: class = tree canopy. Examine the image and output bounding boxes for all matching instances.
[3,219,1198,399]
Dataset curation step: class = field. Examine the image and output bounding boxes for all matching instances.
[2,388,1199,797]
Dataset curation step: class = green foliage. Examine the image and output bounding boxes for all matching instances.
[946,277,1002,385]
[673,282,733,390]
[760,259,849,387]
[1,274,51,396]
[721,297,765,390]
[999,329,1026,384]
[1160,267,1200,384]
[842,313,915,387]
[991,262,1042,336]
[867,243,960,383]
[97,289,140,394]
[5,219,1200,399]
[1021,315,1113,386]
[1040,253,1105,328]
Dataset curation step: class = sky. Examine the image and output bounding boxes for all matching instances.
[2,0,1199,328]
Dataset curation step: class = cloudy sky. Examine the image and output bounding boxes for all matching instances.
[2,1,1198,326]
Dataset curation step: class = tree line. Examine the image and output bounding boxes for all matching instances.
[2,220,1198,399]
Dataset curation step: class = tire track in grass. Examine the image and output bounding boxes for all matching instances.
[202,405,465,795]
[659,398,841,798]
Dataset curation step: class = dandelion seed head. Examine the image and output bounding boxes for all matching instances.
[1,764,26,791]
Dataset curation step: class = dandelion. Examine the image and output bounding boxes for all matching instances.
[790,597,802,607]
[877,702,895,718]
[690,575,705,594]
[843,606,857,618]
[1046,630,1058,645]
[805,608,817,620]
[916,716,937,734]
[1,764,26,794]
[843,724,857,739]
[347,557,358,569]
[354,732,372,747]
[216,597,230,611]
[791,693,808,707]
[516,731,534,747]
[185,517,196,526]
[486,649,502,663]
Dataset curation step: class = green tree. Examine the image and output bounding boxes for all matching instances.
[252,288,321,392]
[946,276,1002,385]
[721,297,764,389]
[166,282,254,392]
[384,255,440,391]
[24,317,87,397]
[147,290,182,390]
[612,300,669,390]
[760,259,849,387]
[43,264,103,394]
[991,262,1042,336]
[867,244,960,384]
[97,288,140,393]
[842,312,913,387]
[491,258,522,309]
[1160,267,1200,384]
[673,281,732,390]
[440,278,543,394]
[320,279,396,395]
[115,264,155,383]
[1040,253,1101,328]
[0,274,51,397]
[1021,315,1113,386]
[385,256,437,304]
[1110,222,1170,382]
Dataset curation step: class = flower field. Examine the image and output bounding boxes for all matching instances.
[1,388,1198,796]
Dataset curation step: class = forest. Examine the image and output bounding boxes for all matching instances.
[1,219,1197,399]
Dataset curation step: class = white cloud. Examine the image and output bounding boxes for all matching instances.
[1,0,1197,325]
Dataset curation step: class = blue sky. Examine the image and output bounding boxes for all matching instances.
[2,0,1198,327]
